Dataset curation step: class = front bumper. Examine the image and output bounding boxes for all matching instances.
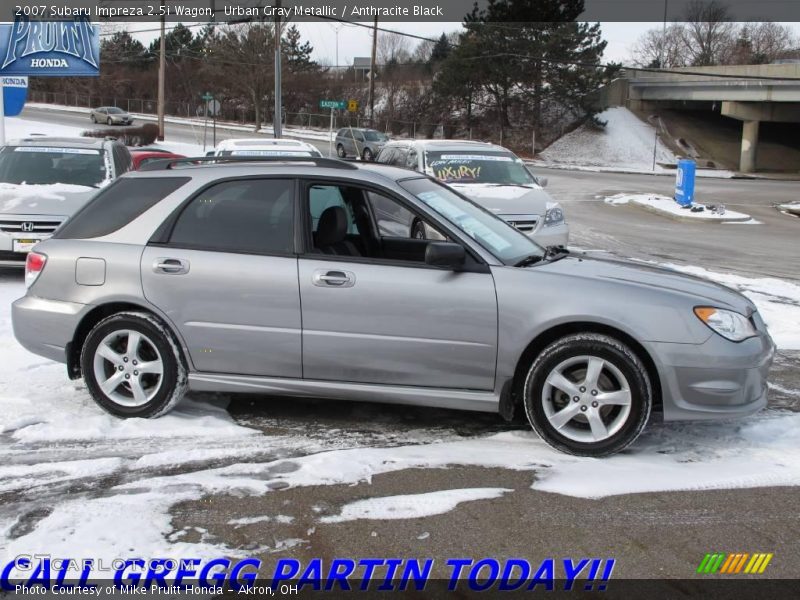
[12,295,88,364]
[650,330,776,421]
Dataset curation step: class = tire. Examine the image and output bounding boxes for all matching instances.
[336,144,346,158]
[523,333,651,457]
[410,219,427,240]
[80,311,188,418]
[90,114,96,123]
[362,147,374,161]
[107,117,113,125]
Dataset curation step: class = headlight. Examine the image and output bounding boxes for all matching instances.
[694,307,757,342]
[543,205,564,227]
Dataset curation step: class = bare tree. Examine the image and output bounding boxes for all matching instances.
[681,0,737,66]
[735,22,797,64]
[629,24,689,68]
[377,32,411,64]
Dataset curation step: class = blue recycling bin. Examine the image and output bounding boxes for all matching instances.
[674,158,696,207]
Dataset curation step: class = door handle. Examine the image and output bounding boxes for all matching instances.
[312,269,355,288]
[153,257,190,275]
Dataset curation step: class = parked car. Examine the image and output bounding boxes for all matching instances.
[90,107,134,126]
[12,156,774,456]
[376,140,568,248]
[335,128,388,161]
[0,137,131,266]
[213,138,323,157]
[130,149,186,170]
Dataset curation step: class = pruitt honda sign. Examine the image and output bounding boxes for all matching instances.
[0,16,99,76]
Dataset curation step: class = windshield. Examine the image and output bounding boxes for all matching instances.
[364,130,388,142]
[0,146,108,187]
[400,177,544,265]
[424,151,536,185]
[106,107,124,114]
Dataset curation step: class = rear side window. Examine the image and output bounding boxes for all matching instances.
[54,177,190,239]
[168,179,294,254]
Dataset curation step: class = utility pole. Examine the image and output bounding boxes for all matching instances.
[273,0,282,138]
[368,16,378,126]
[157,0,166,141]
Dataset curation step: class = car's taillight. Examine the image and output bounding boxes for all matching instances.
[25,252,47,288]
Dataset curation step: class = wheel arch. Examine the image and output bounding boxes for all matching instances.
[66,301,189,380]
[510,321,662,418]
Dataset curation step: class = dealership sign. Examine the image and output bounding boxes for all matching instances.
[0,16,99,76]
[2,76,28,117]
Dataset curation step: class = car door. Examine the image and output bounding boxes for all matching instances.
[298,180,498,390]
[141,177,302,377]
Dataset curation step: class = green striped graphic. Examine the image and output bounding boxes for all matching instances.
[697,553,727,574]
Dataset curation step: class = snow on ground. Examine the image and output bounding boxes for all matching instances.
[26,102,334,143]
[604,193,752,222]
[657,263,800,350]
[536,107,736,178]
[539,107,677,172]
[1,264,799,563]
[320,489,512,523]
[778,201,800,216]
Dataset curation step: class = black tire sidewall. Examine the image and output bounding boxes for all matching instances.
[411,220,426,239]
[81,314,180,418]
[336,145,345,158]
[524,335,651,457]
[107,117,113,125]
[363,148,373,161]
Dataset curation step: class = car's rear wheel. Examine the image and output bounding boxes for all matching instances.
[336,144,346,158]
[362,148,373,161]
[81,312,187,418]
[523,333,651,457]
[410,219,427,240]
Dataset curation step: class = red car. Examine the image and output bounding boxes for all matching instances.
[130,149,185,170]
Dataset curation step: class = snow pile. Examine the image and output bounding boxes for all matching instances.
[539,107,677,172]
[320,489,512,523]
[777,202,800,216]
[658,263,800,350]
[604,193,753,222]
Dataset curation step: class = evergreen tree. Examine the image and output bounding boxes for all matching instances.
[438,0,609,139]
[100,31,148,69]
[429,33,450,64]
[283,25,317,74]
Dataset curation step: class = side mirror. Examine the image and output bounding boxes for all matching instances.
[425,242,466,269]
[537,177,548,188]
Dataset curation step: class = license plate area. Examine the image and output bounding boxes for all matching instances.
[12,239,39,253]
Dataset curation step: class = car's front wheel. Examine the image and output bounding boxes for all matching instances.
[81,312,187,418]
[107,117,113,126]
[90,114,96,123]
[523,333,651,457]
[336,144,346,158]
[362,148,373,161]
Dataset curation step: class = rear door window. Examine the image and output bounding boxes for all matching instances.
[54,177,190,239]
[168,179,294,254]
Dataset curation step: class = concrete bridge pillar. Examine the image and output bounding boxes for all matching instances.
[740,120,759,173]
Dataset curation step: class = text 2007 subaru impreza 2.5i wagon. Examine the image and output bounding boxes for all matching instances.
[12,156,776,456]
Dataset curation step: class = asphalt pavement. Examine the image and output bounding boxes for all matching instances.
[13,106,800,583]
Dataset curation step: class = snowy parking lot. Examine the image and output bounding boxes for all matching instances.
[1,112,799,579]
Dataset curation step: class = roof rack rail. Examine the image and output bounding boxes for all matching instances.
[139,155,359,171]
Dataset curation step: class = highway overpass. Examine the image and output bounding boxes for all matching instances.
[597,64,800,173]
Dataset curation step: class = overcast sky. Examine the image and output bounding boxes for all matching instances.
[126,21,800,67]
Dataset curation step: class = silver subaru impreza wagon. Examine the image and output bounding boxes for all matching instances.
[11,156,775,456]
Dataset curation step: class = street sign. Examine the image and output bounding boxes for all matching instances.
[319,99,346,110]
[206,99,221,116]
[201,92,214,101]
[347,99,359,113]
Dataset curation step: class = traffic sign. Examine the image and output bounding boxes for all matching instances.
[201,92,214,101]
[319,99,346,110]
[347,99,358,113]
